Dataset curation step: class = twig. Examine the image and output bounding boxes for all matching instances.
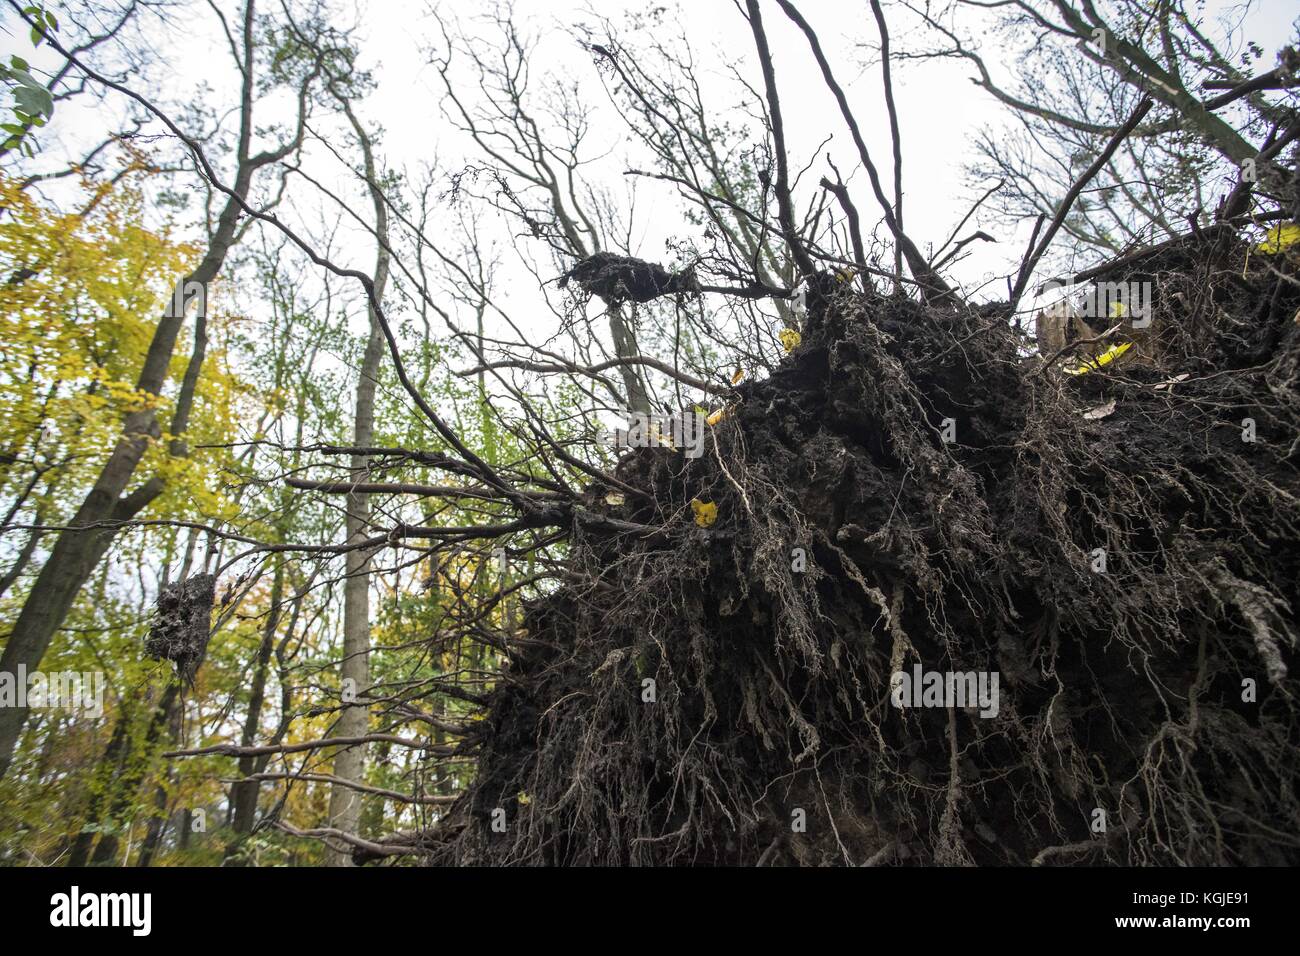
[776,0,953,301]
[1009,98,1153,310]
[745,0,816,277]
[869,0,905,288]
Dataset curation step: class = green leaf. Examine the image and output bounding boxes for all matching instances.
[11,56,29,71]
[14,84,53,119]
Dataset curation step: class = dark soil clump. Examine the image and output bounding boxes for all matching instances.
[145,574,216,686]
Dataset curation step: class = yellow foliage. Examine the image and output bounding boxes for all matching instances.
[690,498,718,527]
[1066,341,1132,375]
[0,172,235,525]
[779,327,802,352]
[1254,222,1300,256]
[649,421,676,449]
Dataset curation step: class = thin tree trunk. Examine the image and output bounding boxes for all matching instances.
[87,683,181,865]
[325,101,390,865]
[608,302,649,414]
[0,0,318,780]
[66,710,132,867]
[135,772,174,866]
[226,555,284,851]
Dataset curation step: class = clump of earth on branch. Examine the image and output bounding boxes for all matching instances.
[421,229,1300,866]
[558,252,700,303]
[145,573,216,686]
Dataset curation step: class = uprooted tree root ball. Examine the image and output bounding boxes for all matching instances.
[420,231,1300,866]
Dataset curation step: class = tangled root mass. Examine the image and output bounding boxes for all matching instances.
[430,230,1300,866]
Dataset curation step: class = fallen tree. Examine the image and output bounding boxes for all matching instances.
[358,9,1300,867]
[414,224,1300,866]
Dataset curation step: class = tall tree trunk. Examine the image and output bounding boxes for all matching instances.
[324,102,390,865]
[88,683,181,865]
[225,554,285,858]
[66,709,132,867]
[65,681,181,866]
[0,170,247,779]
[135,769,175,867]
[608,302,649,415]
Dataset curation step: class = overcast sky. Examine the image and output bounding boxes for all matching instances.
[348,0,1295,291]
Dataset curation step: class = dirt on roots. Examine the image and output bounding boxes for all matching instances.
[428,229,1300,866]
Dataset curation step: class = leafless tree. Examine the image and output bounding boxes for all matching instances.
[896,0,1299,262]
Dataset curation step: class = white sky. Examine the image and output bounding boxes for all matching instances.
[347,0,1294,294]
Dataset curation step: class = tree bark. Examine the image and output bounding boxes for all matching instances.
[87,683,180,865]
[226,555,284,848]
[0,185,240,778]
[324,101,390,865]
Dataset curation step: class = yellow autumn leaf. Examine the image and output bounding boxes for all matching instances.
[706,406,730,426]
[779,327,802,352]
[691,498,718,527]
[1254,222,1300,255]
[730,367,745,385]
[517,791,531,805]
[1066,341,1132,375]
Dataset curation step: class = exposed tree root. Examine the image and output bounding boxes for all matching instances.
[422,232,1300,866]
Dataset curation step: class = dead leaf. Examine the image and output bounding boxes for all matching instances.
[1082,399,1117,420]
